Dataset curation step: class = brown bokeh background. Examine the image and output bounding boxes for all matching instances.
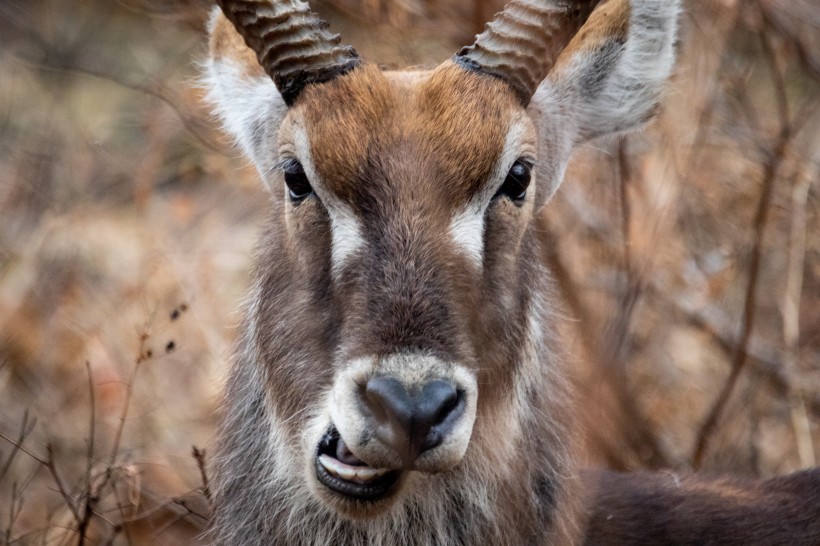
[1,0,818,543]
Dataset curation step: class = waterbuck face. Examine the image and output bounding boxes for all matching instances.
[265,62,543,514]
[207,0,679,534]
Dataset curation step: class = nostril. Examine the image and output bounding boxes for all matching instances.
[418,381,465,452]
[418,380,458,427]
[365,377,414,430]
[362,376,465,463]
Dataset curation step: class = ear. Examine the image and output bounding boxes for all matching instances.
[529,0,680,196]
[203,7,287,182]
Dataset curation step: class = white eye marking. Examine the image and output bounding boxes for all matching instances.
[290,124,365,276]
[448,116,535,268]
[450,207,485,267]
[328,205,364,275]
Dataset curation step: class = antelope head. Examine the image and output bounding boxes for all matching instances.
[205,0,679,535]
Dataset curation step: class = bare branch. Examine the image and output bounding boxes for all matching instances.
[44,443,81,523]
[0,431,47,468]
[108,332,151,472]
[76,362,99,546]
[0,411,37,485]
[783,160,817,467]
[192,446,212,504]
[692,28,793,469]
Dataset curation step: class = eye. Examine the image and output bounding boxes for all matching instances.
[494,158,532,204]
[282,159,313,202]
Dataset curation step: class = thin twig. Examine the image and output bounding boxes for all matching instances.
[758,0,820,81]
[98,525,123,546]
[692,29,793,469]
[111,473,136,546]
[4,482,20,544]
[0,429,46,468]
[671,4,741,181]
[192,446,212,504]
[0,410,37,485]
[5,465,45,544]
[596,139,668,470]
[76,362,98,546]
[655,284,820,419]
[539,154,670,470]
[783,161,817,467]
[44,443,81,523]
[172,497,210,521]
[108,333,151,471]
[0,430,77,534]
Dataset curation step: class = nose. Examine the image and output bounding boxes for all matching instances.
[363,377,464,466]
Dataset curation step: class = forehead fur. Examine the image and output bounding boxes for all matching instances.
[289,61,522,207]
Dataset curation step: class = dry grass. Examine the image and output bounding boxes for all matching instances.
[0,0,818,544]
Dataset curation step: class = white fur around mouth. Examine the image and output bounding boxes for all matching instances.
[318,454,390,484]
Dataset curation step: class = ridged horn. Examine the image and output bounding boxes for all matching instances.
[217,0,361,106]
[455,0,601,106]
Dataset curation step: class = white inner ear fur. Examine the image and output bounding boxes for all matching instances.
[203,8,287,188]
[449,115,537,268]
[288,121,365,276]
[528,0,681,202]
[547,0,679,143]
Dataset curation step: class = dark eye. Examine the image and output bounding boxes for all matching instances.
[494,158,532,203]
[283,159,312,202]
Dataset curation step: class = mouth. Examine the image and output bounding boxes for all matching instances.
[315,427,401,502]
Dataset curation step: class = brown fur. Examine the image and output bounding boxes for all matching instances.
[581,468,820,545]
[198,2,819,546]
[211,52,581,543]
[296,62,519,207]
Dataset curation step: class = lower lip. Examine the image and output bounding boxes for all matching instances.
[314,455,401,501]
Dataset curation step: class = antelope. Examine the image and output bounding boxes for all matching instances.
[203,0,820,544]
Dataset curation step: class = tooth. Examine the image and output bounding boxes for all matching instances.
[318,454,389,484]
[354,467,387,482]
[319,456,338,478]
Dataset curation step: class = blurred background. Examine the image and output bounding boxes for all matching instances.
[0,0,818,543]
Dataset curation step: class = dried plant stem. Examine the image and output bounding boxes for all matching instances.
[90,331,151,541]
[0,411,36,485]
[691,135,786,469]
[673,3,740,179]
[108,335,151,469]
[76,362,98,546]
[44,442,82,524]
[659,286,820,420]
[692,29,792,469]
[599,139,668,469]
[192,446,212,504]
[0,432,47,469]
[539,141,669,470]
[758,0,820,80]
[783,163,816,468]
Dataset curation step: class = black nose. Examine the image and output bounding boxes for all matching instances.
[363,377,464,466]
